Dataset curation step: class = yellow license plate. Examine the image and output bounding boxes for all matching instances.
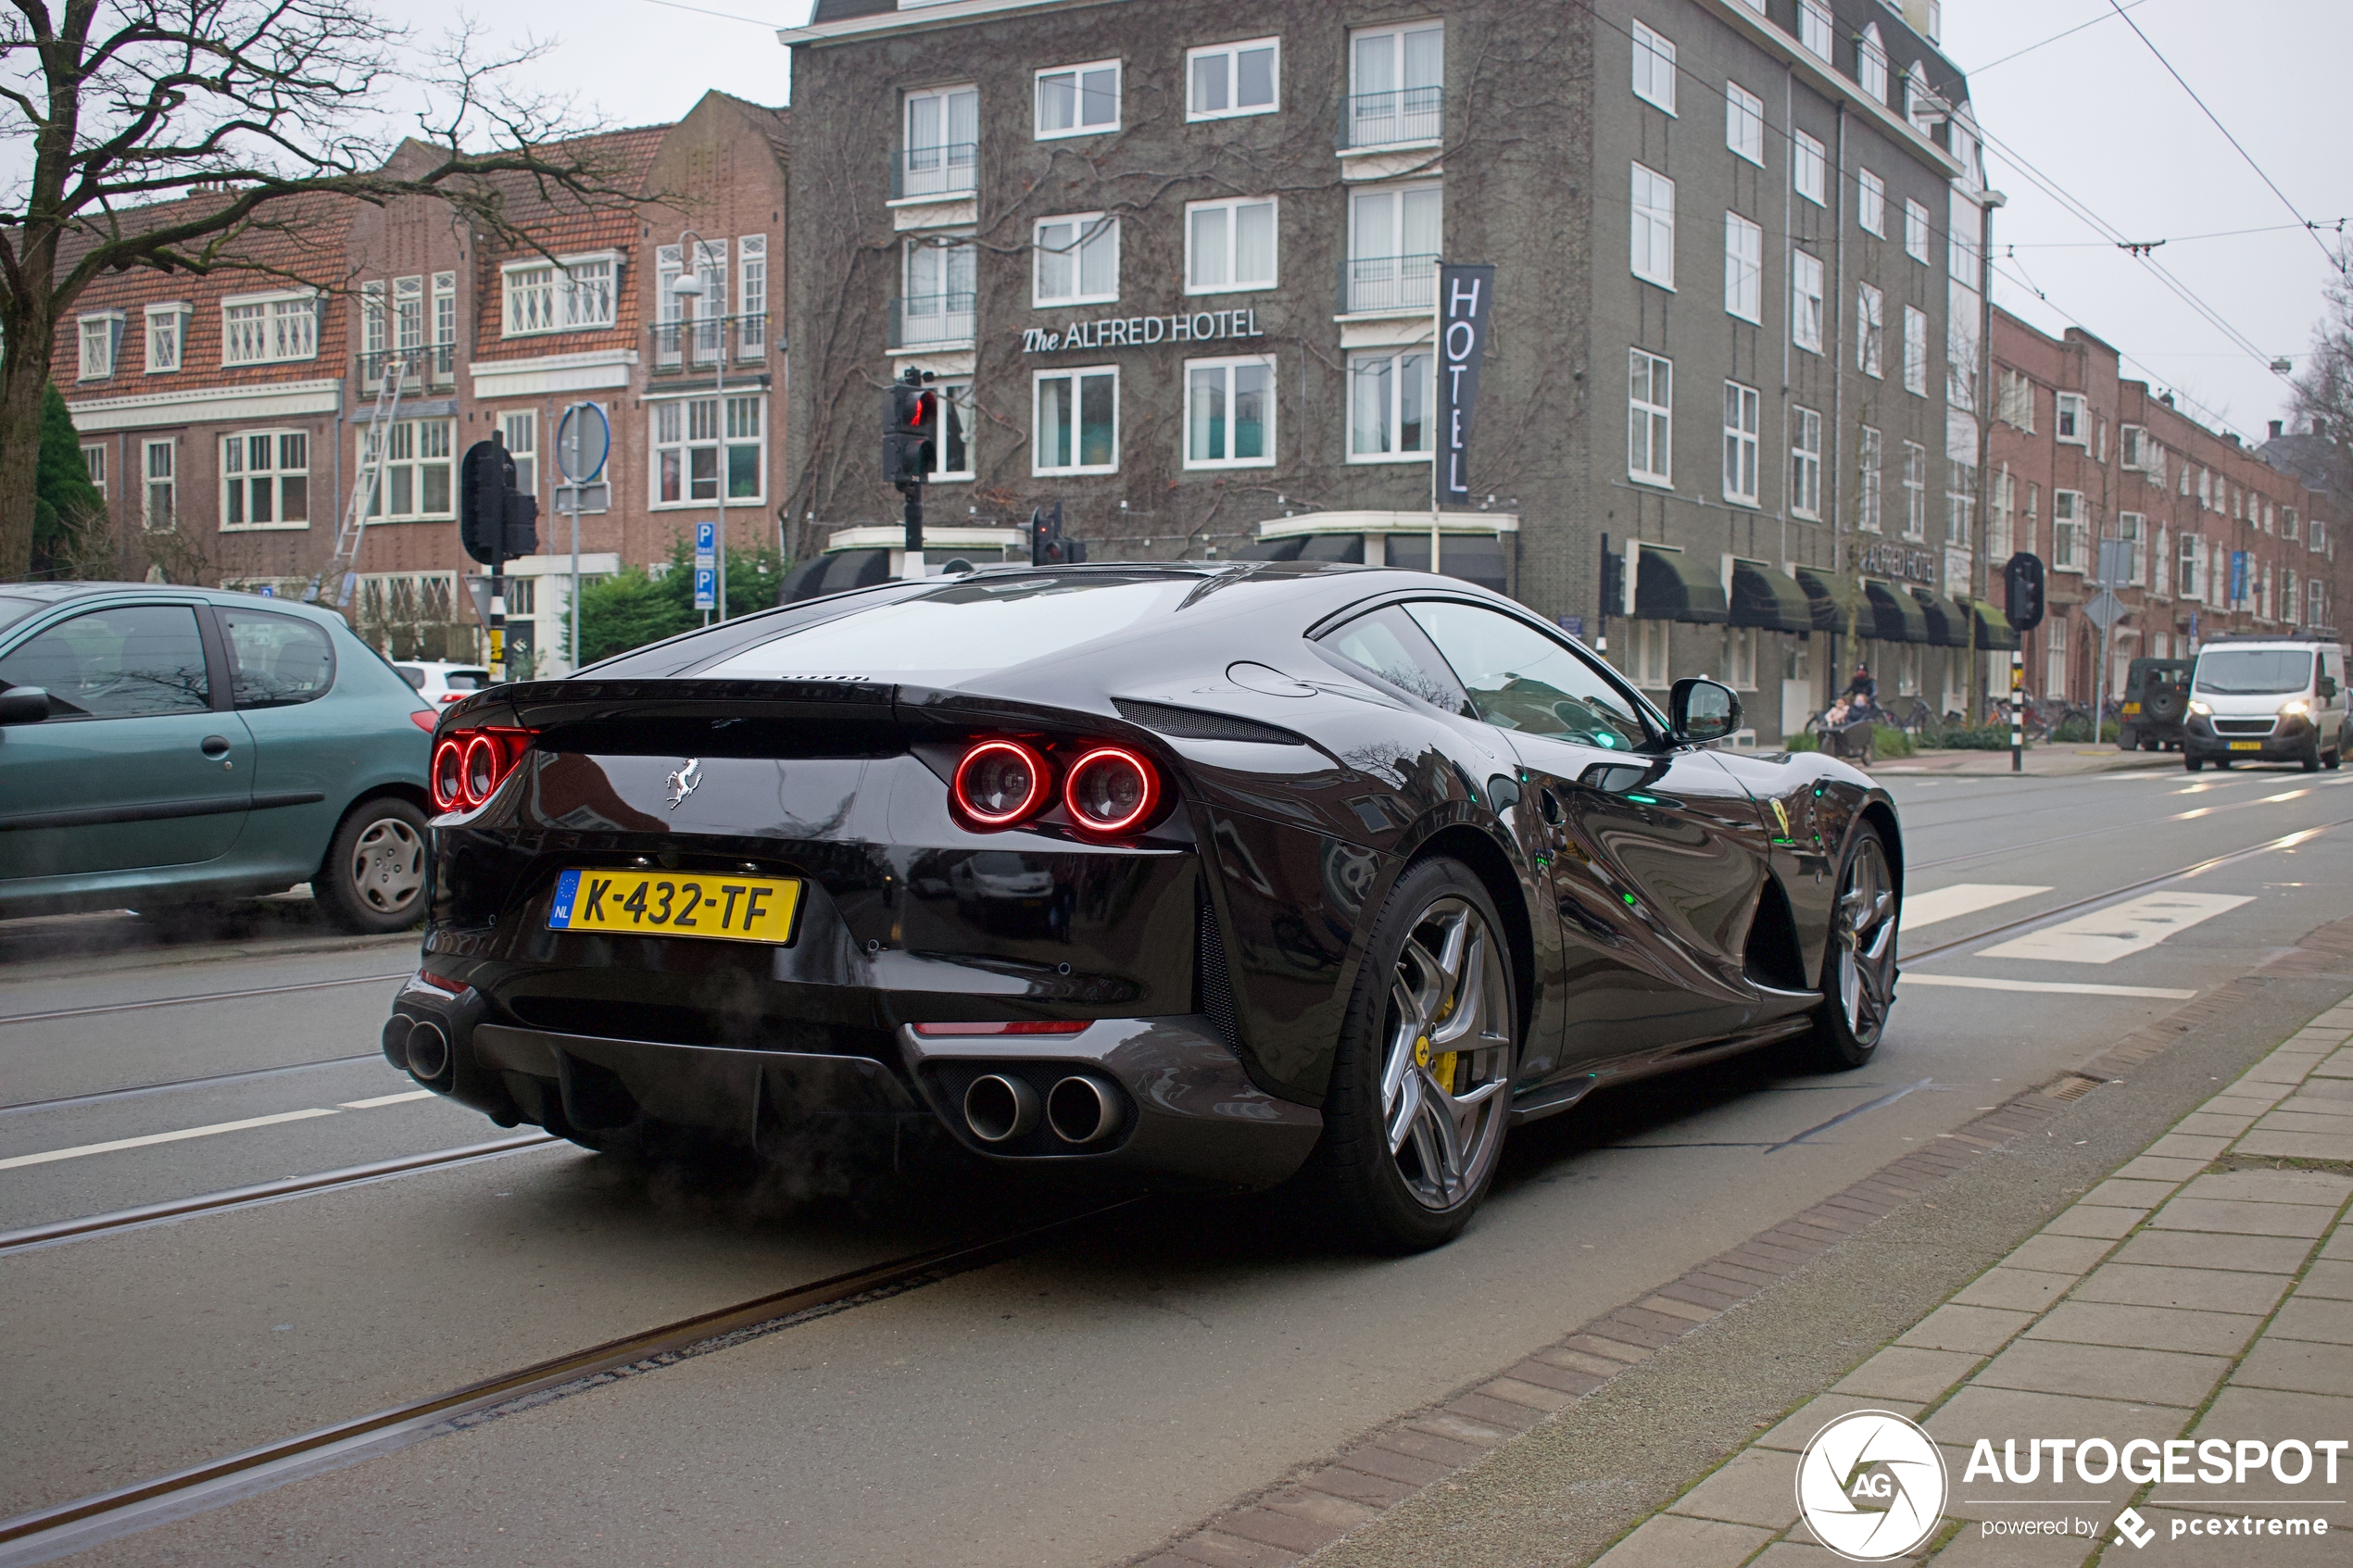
[547,869,802,943]
[2228,741,2263,751]
[2122,702,2141,715]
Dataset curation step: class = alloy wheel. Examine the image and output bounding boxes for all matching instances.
[1834,836,1898,1048]
[1378,896,1514,1211]
[349,817,425,914]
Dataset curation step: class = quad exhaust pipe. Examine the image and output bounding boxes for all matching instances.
[961,1072,1124,1146]
[962,1073,1039,1143]
[402,1021,452,1085]
[1044,1075,1122,1145]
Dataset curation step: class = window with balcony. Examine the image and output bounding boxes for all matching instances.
[653,395,764,506]
[1630,163,1675,289]
[738,235,768,359]
[1185,356,1274,469]
[1724,212,1762,322]
[144,304,185,373]
[1857,169,1885,236]
[1346,183,1440,314]
[1034,366,1118,474]
[655,241,730,367]
[220,430,309,531]
[220,293,317,366]
[1345,21,1442,149]
[1034,214,1119,307]
[1726,81,1764,165]
[361,419,454,521]
[1350,348,1431,462]
[1792,250,1824,352]
[1630,20,1676,115]
[1189,38,1277,119]
[901,84,977,198]
[895,232,975,349]
[1629,349,1672,485]
[1037,60,1120,138]
[1722,381,1760,505]
[1187,197,1277,294]
[1791,406,1821,520]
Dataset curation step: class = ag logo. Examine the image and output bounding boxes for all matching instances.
[1794,1410,1948,1562]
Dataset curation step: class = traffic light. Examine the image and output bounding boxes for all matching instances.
[882,372,937,485]
[1599,545,1626,620]
[2005,551,2046,632]
[459,440,540,566]
[1029,502,1086,565]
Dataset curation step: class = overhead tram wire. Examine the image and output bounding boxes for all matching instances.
[1990,257,2249,441]
[2101,0,2344,274]
[2005,220,2350,251]
[1963,0,2158,75]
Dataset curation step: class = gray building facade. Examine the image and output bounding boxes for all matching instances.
[781,0,1987,739]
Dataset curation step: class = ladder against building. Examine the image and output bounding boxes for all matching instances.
[305,355,409,611]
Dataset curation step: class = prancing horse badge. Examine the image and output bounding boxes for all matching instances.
[665,759,702,809]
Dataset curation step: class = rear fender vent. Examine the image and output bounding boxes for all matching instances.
[1114,698,1307,746]
[2037,1073,2106,1102]
[1195,886,1241,1057]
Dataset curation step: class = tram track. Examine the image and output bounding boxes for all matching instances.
[1907,774,2352,872]
[0,970,411,1028]
[0,1201,1131,1562]
[0,1053,384,1117]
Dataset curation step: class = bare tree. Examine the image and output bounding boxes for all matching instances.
[0,1,641,580]
[2286,242,2353,491]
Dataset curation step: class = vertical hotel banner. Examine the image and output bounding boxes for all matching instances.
[1438,262,1495,506]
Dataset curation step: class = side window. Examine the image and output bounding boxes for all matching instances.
[0,605,210,719]
[1315,605,1471,715]
[1404,601,1652,752]
[219,608,335,709]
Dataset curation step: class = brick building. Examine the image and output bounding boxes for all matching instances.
[57,92,789,675]
[1987,307,2347,709]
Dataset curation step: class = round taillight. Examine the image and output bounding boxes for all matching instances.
[953,739,1050,827]
[1063,747,1160,835]
[432,739,467,811]
[461,733,502,808]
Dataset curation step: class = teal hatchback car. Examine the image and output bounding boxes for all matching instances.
[0,583,437,933]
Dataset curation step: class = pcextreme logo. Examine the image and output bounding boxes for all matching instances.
[1795,1410,1949,1562]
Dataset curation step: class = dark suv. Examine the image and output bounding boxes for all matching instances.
[2118,658,2194,751]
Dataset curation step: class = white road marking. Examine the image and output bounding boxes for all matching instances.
[1976,891,2253,965]
[337,1090,435,1110]
[1902,974,2198,999]
[0,1109,341,1172]
[1900,884,2051,933]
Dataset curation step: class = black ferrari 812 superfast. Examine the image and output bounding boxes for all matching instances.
[386,563,1901,1250]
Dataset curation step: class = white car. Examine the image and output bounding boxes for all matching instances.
[393,661,494,707]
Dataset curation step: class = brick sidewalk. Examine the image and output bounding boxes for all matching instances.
[1592,1004,2353,1567]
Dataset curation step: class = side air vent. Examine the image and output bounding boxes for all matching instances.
[1195,887,1242,1057]
[1114,698,1307,746]
[1742,876,1809,991]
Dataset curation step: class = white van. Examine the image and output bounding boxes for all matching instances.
[2183,636,2348,771]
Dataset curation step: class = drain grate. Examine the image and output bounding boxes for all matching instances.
[2038,1073,2105,1102]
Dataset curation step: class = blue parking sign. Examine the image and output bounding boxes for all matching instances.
[694,565,717,610]
[696,521,717,556]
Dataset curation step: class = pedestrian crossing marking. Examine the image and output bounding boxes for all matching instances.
[1976,891,2252,965]
[1900,884,2050,934]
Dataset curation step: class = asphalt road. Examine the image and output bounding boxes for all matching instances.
[4,756,2349,1566]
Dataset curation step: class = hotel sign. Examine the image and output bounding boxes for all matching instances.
[1853,540,1938,583]
[1020,307,1267,354]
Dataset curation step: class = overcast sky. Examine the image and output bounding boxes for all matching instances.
[81,0,2353,445]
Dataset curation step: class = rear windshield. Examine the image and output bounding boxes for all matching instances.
[444,671,488,691]
[2195,649,2316,696]
[700,575,1192,684]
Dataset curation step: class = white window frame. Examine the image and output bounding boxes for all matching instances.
[1725,81,1764,165]
[2056,392,2087,445]
[1632,619,1672,689]
[394,274,424,353]
[220,428,312,533]
[1793,130,1826,207]
[500,250,617,338]
[1945,459,1976,547]
[500,410,538,496]
[924,378,976,483]
[1630,20,1677,114]
[1349,347,1433,464]
[2053,489,2086,572]
[1792,250,1825,353]
[1188,37,1279,121]
[1036,59,1121,139]
[77,311,122,380]
[2283,507,2299,543]
[361,418,457,522]
[2119,511,2148,585]
[1791,406,1821,521]
[143,438,175,531]
[1901,441,1928,540]
[1998,369,2035,431]
[737,235,768,360]
[1901,305,1928,396]
[1856,282,1884,378]
[1186,196,1278,295]
[1183,354,1277,470]
[1346,21,1445,148]
[1903,198,1930,263]
[81,443,106,496]
[1631,163,1676,290]
[1797,0,1833,60]
[1857,169,1885,236]
[144,303,188,374]
[1857,425,1883,533]
[902,83,979,198]
[1033,213,1120,307]
[1629,348,1673,487]
[1724,212,1762,323]
[899,232,976,349]
[1722,380,1760,507]
[1033,365,1120,476]
[1725,624,1759,691]
[650,394,767,509]
[433,272,457,363]
[1858,23,1889,102]
[218,290,321,369]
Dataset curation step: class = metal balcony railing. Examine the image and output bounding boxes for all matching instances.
[888,292,976,351]
[356,345,454,390]
[893,144,978,201]
[1340,86,1443,150]
[1340,254,1440,315]
[650,315,770,371]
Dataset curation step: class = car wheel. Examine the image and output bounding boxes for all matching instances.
[320,797,429,934]
[2328,734,2344,771]
[1303,857,1517,1253]
[2118,725,2138,751]
[2185,756,2203,771]
[2303,740,2323,772]
[1803,824,1898,1072]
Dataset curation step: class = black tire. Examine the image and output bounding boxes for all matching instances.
[318,797,429,934]
[2328,733,2344,771]
[1802,823,1898,1072]
[2185,756,2204,771]
[1300,857,1518,1253]
[2302,741,2323,772]
[2118,725,2138,751]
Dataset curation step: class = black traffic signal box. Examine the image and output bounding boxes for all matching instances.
[882,376,937,485]
[1029,503,1087,565]
[2004,552,2046,632]
[459,440,540,566]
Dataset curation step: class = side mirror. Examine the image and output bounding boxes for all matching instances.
[1670,677,1741,744]
[0,687,51,725]
[2320,676,2339,701]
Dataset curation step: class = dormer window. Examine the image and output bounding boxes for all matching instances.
[1857,24,1889,102]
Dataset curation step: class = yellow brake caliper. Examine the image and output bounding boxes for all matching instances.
[1416,989,1460,1097]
